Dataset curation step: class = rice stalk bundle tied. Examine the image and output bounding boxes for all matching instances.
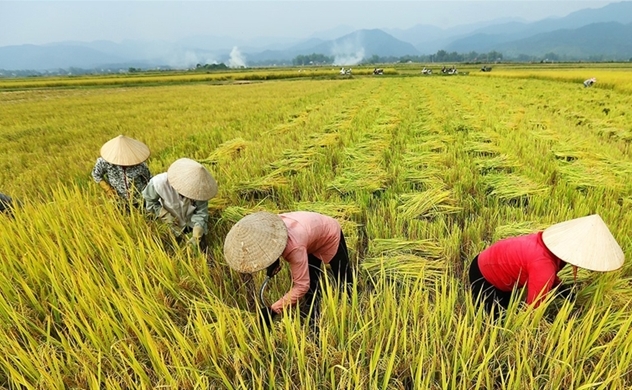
[475,154,520,175]
[362,254,447,283]
[464,141,500,157]
[493,221,547,241]
[483,173,546,202]
[200,138,249,164]
[369,238,443,259]
[398,189,461,220]
[233,175,289,198]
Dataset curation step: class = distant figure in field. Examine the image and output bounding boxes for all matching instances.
[583,77,597,88]
[373,68,384,75]
[142,158,217,251]
[92,135,151,206]
[469,214,624,318]
[422,67,432,75]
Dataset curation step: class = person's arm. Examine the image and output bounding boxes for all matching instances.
[526,261,558,308]
[141,180,162,215]
[91,158,107,183]
[270,247,311,314]
[190,200,209,234]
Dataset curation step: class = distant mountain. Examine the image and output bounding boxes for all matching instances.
[309,25,357,41]
[0,44,127,70]
[445,1,632,53]
[245,29,419,64]
[309,29,420,59]
[384,17,528,53]
[496,22,632,59]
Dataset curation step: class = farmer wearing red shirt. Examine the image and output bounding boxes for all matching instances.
[224,211,353,328]
[469,214,624,316]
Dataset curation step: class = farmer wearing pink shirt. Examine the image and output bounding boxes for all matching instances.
[224,211,353,327]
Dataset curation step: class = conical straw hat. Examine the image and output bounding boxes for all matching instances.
[167,158,218,201]
[100,135,150,166]
[542,214,624,272]
[224,212,288,273]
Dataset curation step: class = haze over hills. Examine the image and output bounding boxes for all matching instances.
[1,2,631,72]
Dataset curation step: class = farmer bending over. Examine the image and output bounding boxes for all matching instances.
[92,135,151,207]
[142,158,217,251]
[224,211,354,328]
[469,214,623,317]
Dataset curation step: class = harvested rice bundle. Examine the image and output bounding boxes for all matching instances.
[475,154,519,175]
[267,151,322,176]
[328,171,388,195]
[293,201,361,233]
[293,201,361,221]
[551,140,596,162]
[401,152,444,168]
[493,221,547,241]
[219,206,252,224]
[483,173,546,203]
[200,138,249,164]
[464,141,500,157]
[304,133,340,148]
[369,238,443,259]
[398,189,461,220]
[362,254,447,282]
[400,168,445,190]
[558,161,619,191]
[233,175,289,198]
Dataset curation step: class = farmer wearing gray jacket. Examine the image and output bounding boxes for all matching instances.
[142,158,217,250]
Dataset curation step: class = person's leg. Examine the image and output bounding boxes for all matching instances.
[302,254,324,321]
[328,231,353,291]
[469,256,510,318]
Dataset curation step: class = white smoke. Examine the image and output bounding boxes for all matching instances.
[228,46,246,68]
[164,50,212,69]
[331,37,365,66]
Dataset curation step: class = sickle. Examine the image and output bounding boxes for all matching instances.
[259,276,271,308]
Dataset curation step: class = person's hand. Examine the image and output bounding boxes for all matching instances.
[258,306,276,329]
[99,181,117,197]
[188,225,204,248]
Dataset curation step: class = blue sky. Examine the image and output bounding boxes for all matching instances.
[0,1,614,46]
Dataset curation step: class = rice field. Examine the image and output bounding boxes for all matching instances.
[1,66,632,389]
